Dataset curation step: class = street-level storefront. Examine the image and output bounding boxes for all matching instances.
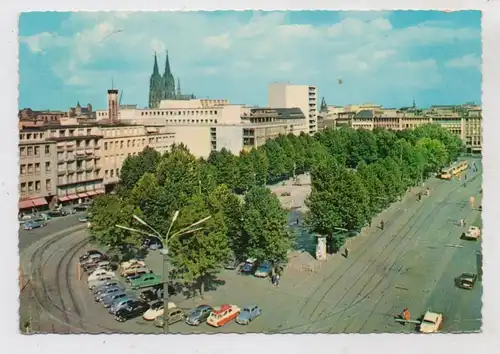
[18,197,49,215]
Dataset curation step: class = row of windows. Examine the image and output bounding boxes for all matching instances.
[20,132,46,140]
[20,162,51,175]
[167,118,218,124]
[20,145,51,157]
[140,110,220,117]
[104,168,120,179]
[57,171,100,185]
[104,136,172,150]
[20,179,51,193]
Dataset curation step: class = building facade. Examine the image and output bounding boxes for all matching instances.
[268,83,318,135]
[19,129,58,210]
[322,104,482,152]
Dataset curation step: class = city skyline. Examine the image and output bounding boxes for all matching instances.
[19,11,481,110]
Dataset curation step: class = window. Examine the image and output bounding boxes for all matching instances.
[45,162,51,172]
[120,140,124,148]
[20,182,27,193]
[20,165,26,175]
[87,129,91,135]
[132,140,135,147]
[44,145,50,155]
[105,170,109,178]
[27,133,32,140]
[46,179,51,190]
[58,176,64,185]
[127,140,130,147]
[104,142,108,150]
[117,168,120,176]
[20,147,26,156]
[35,163,40,174]
[27,146,33,156]
[35,181,41,191]
[28,181,34,192]
[27,164,33,174]
[59,130,65,137]
[110,170,114,177]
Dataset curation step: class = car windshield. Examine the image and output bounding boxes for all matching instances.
[242,308,251,313]
[423,319,436,325]
[151,302,163,310]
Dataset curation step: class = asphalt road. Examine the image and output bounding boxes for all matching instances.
[18,212,86,251]
[20,158,482,334]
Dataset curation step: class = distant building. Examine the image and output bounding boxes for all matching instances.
[148,52,195,109]
[68,101,95,119]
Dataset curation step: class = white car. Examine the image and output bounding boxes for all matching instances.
[88,275,116,290]
[142,301,177,321]
[120,259,146,270]
[464,226,481,240]
[419,311,443,333]
[88,270,116,283]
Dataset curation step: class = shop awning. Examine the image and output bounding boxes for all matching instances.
[67,194,80,200]
[77,193,89,198]
[19,200,35,209]
[58,196,70,202]
[31,198,48,207]
[86,191,97,196]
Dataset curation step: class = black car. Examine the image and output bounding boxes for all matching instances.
[47,210,63,217]
[114,301,150,322]
[456,273,478,289]
[74,204,91,211]
[139,283,175,301]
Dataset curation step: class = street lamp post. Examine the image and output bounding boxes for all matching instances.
[116,212,211,334]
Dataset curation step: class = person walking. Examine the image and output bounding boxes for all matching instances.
[345,248,349,258]
[380,220,385,230]
[275,274,280,288]
[460,218,464,227]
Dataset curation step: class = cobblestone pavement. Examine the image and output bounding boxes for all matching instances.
[20,158,482,334]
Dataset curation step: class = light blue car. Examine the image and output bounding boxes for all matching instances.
[236,305,261,325]
[23,219,47,230]
[109,297,138,314]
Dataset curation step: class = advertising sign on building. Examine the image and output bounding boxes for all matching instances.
[316,237,327,261]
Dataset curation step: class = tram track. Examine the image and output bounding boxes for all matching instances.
[27,229,118,333]
[272,171,481,333]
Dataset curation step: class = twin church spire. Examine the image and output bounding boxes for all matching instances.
[148,51,195,109]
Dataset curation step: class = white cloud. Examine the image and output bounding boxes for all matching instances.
[204,33,231,49]
[446,54,481,70]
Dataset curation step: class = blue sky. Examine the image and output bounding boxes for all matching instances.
[19,11,481,110]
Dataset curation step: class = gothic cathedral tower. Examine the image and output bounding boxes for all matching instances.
[148,53,164,109]
[163,51,176,100]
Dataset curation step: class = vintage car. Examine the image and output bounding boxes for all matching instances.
[185,305,213,326]
[130,273,162,290]
[456,273,478,289]
[120,259,146,271]
[419,311,443,333]
[254,261,272,278]
[236,305,261,325]
[23,219,47,230]
[154,308,186,328]
[463,226,481,240]
[142,301,177,321]
[206,304,240,327]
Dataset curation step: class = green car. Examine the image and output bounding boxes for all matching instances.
[130,273,162,290]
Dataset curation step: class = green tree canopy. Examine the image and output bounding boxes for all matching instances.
[119,147,161,191]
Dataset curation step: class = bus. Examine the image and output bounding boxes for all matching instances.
[439,160,468,180]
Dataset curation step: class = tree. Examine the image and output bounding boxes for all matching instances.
[263,140,287,183]
[241,186,293,263]
[249,148,269,186]
[236,150,256,193]
[207,184,245,258]
[119,147,161,191]
[168,194,229,298]
[416,137,448,173]
[198,159,218,197]
[207,148,240,190]
[89,195,143,251]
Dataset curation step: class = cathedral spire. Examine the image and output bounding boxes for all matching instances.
[177,78,181,97]
[164,51,171,77]
[320,97,328,113]
[152,52,159,75]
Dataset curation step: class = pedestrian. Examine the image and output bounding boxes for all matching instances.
[369,219,372,227]
[275,274,280,288]
[271,274,276,287]
[345,248,349,258]
[296,218,300,225]
[380,220,385,230]
[460,218,464,227]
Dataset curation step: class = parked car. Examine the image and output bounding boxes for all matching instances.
[185,305,213,326]
[236,305,261,325]
[88,276,116,290]
[47,210,63,217]
[254,261,272,278]
[206,304,240,327]
[114,301,150,322]
[101,291,131,308]
[109,297,140,315]
[124,268,151,282]
[93,280,123,295]
[95,286,123,302]
[74,204,91,211]
[120,259,146,270]
[456,273,478,289]
[78,216,89,223]
[88,269,116,283]
[142,237,163,250]
[142,301,177,321]
[463,226,481,240]
[79,252,105,266]
[239,258,258,275]
[61,207,76,215]
[153,308,185,328]
[130,274,162,290]
[23,219,47,230]
[419,311,443,333]
[79,250,103,263]
[38,213,52,221]
[139,286,162,302]
[83,258,109,273]
[121,264,149,277]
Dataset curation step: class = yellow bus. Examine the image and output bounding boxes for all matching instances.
[439,160,468,180]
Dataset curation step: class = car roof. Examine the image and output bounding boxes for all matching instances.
[243,305,258,309]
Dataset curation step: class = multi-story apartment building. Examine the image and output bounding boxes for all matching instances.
[47,122,105,203]
[268,83,318,134]
[101,124,175,185]
[18,128,58,211]
[323,103,482,152]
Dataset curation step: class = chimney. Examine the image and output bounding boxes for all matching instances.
[107,89,119,122]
